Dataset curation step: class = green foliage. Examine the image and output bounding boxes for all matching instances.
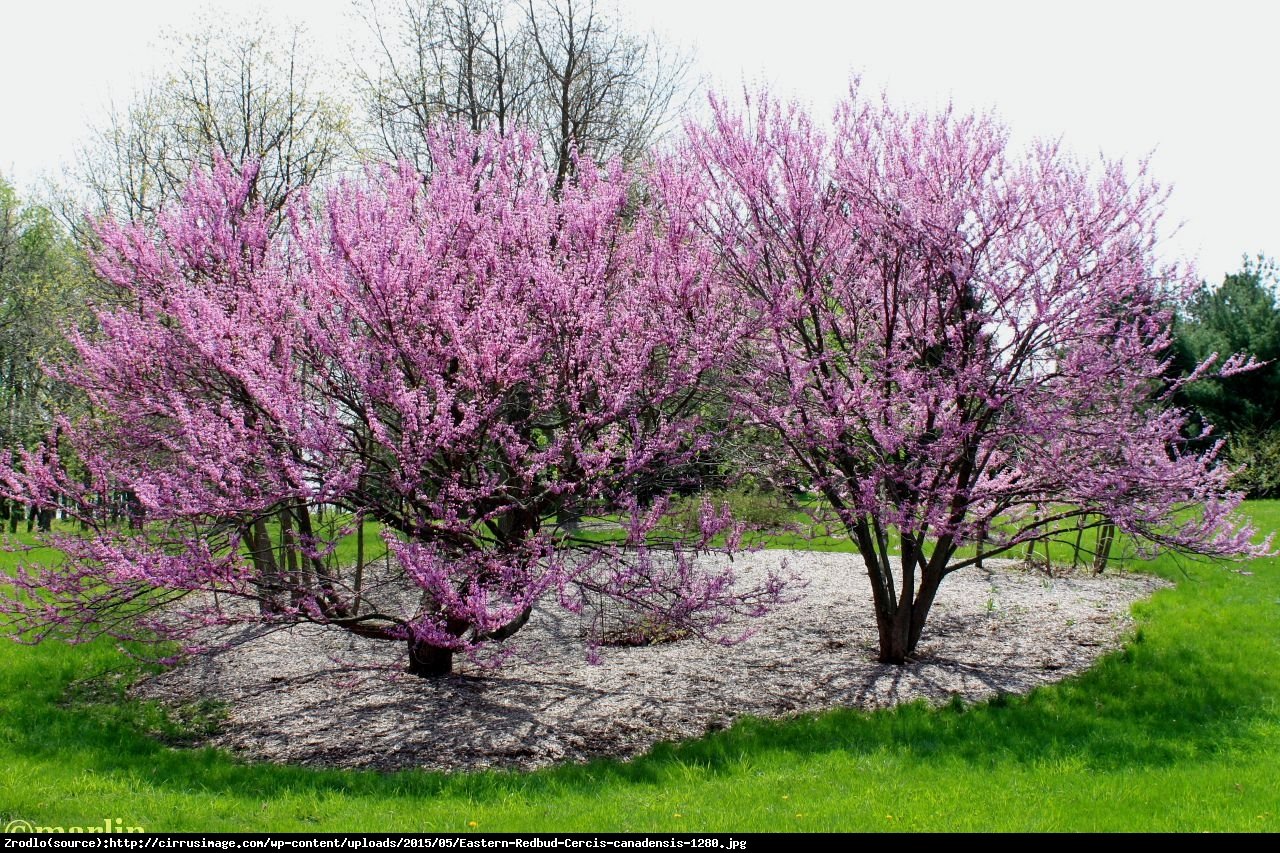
[1173,257,1280,495]
[668,487,799,536]
[1174,257,1280,436]
[0,175,92,452]
[1224,426,1280,498]
[1,504,1278,831]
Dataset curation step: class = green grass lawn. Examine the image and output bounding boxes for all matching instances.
[1,504,1278,832]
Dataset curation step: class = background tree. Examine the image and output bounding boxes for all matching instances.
[354,0,531,172]
[0,176,92,532]
[0,129,781,677]
[1171,257,1280,496]
[1,177,60,450]
[355,0,691,188]
[669,88,1267,664]
[72,14,350,228]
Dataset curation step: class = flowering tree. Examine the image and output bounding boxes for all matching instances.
[1,127,780,676]
[669,87,1269,664]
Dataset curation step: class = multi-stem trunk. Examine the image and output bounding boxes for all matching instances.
[851,518,952,664]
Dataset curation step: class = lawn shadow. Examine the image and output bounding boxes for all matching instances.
[3,554,1275,804]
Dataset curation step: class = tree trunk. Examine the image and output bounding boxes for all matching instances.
[875,607,911,665]
[247,517,283,614]
[1093,519,1115,574]
[873,569,946,663]
[860,530,950,665]
[353,510,365,613]
[907,562,946,653]
[406,638,454,677]
[1072,518,1086,568]
[278,504,301,606]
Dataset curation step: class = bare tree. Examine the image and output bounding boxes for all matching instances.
[524,0,689,188]
[354,0,691,187]
[75,88,181,226]
[73,14,351,227]
[355,0,532,171]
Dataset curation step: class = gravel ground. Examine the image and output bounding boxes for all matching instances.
[134,552,1168,772]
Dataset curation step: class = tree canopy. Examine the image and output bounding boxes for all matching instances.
[666,87,1267,663]
[0,131,781,676]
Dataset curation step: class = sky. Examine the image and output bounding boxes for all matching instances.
[1,0,1275,283]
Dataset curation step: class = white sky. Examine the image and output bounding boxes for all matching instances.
[1,0,1276,283]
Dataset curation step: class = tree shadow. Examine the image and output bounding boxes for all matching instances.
[3,560,1274,805]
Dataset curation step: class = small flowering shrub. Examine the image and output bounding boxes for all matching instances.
[0,127,784,676]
